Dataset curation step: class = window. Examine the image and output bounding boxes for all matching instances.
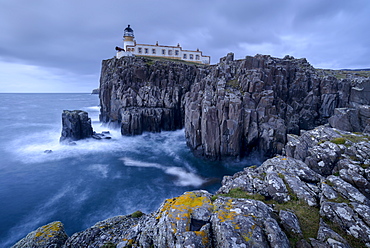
[162,49,166,55]
[175,50,179,56]
[138,47,142,54]
[145,48,149,54]
[183,54,187,59]
[152,49,156,54]
[168,50,173,55]
[189,54,194,60]
[196,55,200,60]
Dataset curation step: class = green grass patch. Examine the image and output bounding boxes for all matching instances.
[219,188,266,201]
[131,210,144,218]
[331,137,346,145]
[341,134,370,143]
[138,56,201,66]
[275,200,320,246]
[226,79,239,89]
[102,242,117,248]
[360,163,370,168]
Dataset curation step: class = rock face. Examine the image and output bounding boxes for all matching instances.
[12,221,68,248]
[99,54,370,160]
[99,56,202,135]
[60,110,93,142]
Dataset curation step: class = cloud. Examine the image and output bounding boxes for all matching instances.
[0,0,370,92]
[0,61,96,93]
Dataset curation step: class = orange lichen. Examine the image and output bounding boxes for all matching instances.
[34,221,63,240]
[155,192,212,233]
[216,199,239,223]
[194,230,209,245]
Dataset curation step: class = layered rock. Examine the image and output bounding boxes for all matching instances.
[60,110,93,142]
[99,56,204,135]
[99,54,370,160]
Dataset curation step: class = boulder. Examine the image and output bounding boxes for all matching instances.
[60,110,93,142]
[11,221,68,248]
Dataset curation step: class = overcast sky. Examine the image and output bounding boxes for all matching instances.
[0,0,369,93]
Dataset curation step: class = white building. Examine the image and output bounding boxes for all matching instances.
[116,25,210,64]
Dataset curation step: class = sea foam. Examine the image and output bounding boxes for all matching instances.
[120,157,205,187]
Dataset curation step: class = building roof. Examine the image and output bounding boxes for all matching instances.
[124,25,133,33]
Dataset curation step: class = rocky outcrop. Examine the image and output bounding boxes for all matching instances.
[91,88,100,94]
[60,110,93,142]
[14,127,370,247]
[12,221,68,248]
[15,143,369,247]
[99,54,370,160]
[99,56,204,135]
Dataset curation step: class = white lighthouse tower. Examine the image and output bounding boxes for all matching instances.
[123,25,135,51]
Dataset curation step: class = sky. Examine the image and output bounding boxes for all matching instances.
[0,0,370,93]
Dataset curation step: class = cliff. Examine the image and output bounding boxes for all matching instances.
[99,54,370,160]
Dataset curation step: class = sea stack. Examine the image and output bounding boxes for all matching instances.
[60,110,93,142]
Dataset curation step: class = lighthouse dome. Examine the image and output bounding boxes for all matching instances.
[124,25,134,37]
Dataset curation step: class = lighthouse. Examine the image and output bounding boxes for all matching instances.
[116,25,210,64]
[123,25,135,51]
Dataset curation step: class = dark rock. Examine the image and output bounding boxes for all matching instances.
[296,239,312,248]
[91,88,100,94]
[99,55,370,160]
[44,150,52,154]
[60,110,93,142]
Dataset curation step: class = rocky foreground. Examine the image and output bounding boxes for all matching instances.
[13,126,370,247]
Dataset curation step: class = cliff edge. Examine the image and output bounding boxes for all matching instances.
[99,53,370,160]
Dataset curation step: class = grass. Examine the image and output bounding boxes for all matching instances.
[102,242,117,248]
[226,79,240,89]
[341,134,370,143]
[316,69,370,79]
[131,210,144,218]
[217,187,320,246]
[138,55,202,66]
[331,137,346,145]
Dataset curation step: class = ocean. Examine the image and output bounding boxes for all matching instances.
[0,93,259,247]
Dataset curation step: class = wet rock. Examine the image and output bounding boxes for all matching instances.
[12,221,68,248]
[60,110,93,142]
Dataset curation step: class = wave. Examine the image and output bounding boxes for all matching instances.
[120,157,205,187]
